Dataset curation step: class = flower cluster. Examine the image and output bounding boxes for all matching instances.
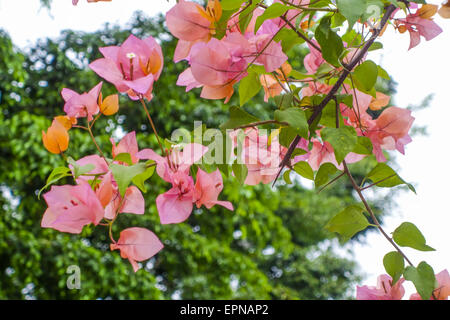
[40,0,449,295]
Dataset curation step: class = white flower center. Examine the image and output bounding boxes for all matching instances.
[126,52,136,59]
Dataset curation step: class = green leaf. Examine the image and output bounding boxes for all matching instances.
[255,3,291,32]
[239,71,261,106]
[239,2,258,34]
[67,157,96,179]
[321,126,357,164]
[114,152,133,166]
[110,163,146,197]
[368,41,383,51]
[273,28,305,52]
[232,162,248,185]
[289,69,310,80]
[383,251,405,285]
[352,60,378,94]
[378,65,390,80]
[336,0,367,29]
[274,108,308,138]
[274,93,294,109]
[365,163,416,193]
[404,262,437,300]
[131,161,156,193]
[283,170,292,184]
[293,161,314,180]
[220,106,260,130]
[314,163,338,188]
[215,9,238,39]
[352,136,373,155]
[220,0,245,10]
[278,126,297,148]
[393,222,435,252]
[325,204,370,241]
[314,16,344,67]
[38,166,72,198]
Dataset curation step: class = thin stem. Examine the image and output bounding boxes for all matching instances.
[87,123,107,161]
[139,96,166,157]
[342,160,414,267]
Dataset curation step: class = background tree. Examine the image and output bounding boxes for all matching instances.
[0,12,401,299]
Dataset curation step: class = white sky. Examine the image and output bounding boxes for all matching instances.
[0,0,449,299]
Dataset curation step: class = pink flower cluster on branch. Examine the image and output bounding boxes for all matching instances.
[167,0,288,103]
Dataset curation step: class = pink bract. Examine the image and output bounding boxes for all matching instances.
[89,35,163,100]
[110,227,164,272]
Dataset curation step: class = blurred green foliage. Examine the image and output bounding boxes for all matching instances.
[0,12,397,300]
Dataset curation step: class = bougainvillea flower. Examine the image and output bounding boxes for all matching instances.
[308,138,365,171]
[89,35,163,100]
[396,5,443,50]
[194,169,233,210]
[98,92,119,116]
[260,62,292,102]
[176,68,202,91]
[53,115,77,130]
[356,275,405,300]
[227,7,264,34]
[410,269,450,300]
[188,38,248,102]
[167,0,222,62]
[304,40,324,74]
[166,0,212,42]
[367,106,415,162]
[71,154,109,183]
[96,171,114,208]
[249,23,288,73]
[156,172,195,224]
[104,185,145,219]
[42,119,70,154]
[111,131,139,164]
[41,183,104,234]
[137,143,208,183]
[369,92,391,111]
[61,82,102,121]
[234,128,287,185]
[301,81,333,97]
[110,227,164,272]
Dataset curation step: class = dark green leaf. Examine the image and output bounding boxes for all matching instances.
[314,16,344,67]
